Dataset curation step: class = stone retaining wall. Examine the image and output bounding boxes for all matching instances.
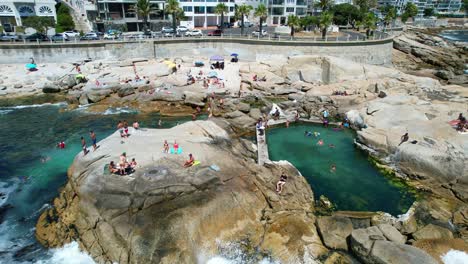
[0,38,393,65]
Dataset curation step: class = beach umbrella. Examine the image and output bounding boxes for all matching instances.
[26,63,37,69]
[207,71,218,78]
[209,55,224,61]
[230,53,238,57]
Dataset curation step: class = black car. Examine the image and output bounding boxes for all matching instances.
[25,33,49,41]
[217,22,233,29]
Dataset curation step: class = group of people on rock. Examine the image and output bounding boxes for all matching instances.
[332,90,349,96]
[455,113,467,132]
[117,120,131,138]
[211,61,224,70]
[108,152,137,175]
[253,75,267,82]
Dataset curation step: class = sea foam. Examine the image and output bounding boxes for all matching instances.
[37,242,96,264]
[442,249,468,264]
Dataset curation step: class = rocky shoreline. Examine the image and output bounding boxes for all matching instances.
[1,45,466,262]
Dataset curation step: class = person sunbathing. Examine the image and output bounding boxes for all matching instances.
[109,161,119,174]
[183,154,195,168]
[276,174,288,194]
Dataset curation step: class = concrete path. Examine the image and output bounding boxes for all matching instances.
[256,127,270,166]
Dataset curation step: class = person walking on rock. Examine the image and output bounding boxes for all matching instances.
[399,132,409,146]
[90,130,98,151]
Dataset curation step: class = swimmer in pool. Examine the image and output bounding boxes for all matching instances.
[317,139,324,146]
[304,131,312,137]
[330,164,336,173]
[314,132,320,137]
[329,144,335,148]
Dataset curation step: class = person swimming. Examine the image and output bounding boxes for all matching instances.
[304,131,312,137]
[314,131,320,137]
[317,139,324,146]
[330,164,336,173]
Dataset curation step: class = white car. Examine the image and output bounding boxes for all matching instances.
[185,29,203,37]
[176,26,188,33]
[63,31,80,38]
[252,30,268,37]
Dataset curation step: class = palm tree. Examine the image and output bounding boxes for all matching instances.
[316,0,334,12]
[237,4,253,36]
[363,12,377,38]
[165,0,180,32]
[319,11,333,39]
[254,4,268,35]
[287,15,300,37]
[131,0,158,32]
[215,3,229,32]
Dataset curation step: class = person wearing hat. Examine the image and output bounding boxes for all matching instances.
[184,153,195,168]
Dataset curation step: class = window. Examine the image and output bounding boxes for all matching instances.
[286,7,294,12]
[183,6,193,12]
[272,7,283,15]
[286,0,295,3]
[296,7,305,15]
[229,7,234,12]
[194,6,205,13]
[206,6,215,13]
[206,0,217,2]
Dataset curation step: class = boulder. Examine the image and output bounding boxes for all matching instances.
[183,91,206,107]
[151,92,184,102]
[59,75,77,89]
[350,226,386,257]
[369,240,438,264]
[323,251,356,264]
[377,224,406,244]
[79,93,89,105]
[346,110,365,128]
[237,102,251,113]
[413,224,453,240]
[316,216,353,250]
[249,108,262,120]
[87,90,111,103]
[42,83,61,93]
[300,65,323,84]
[117,84,135,97]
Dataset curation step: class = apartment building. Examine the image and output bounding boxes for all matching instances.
[0,0,57,31]
[268,0,308,25]
[377,0,462,15]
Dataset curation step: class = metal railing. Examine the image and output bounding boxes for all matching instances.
[0,31,392,46]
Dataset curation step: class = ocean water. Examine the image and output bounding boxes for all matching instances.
[0,103,203,263]
[439,30,468,42]
[267,123,415,215]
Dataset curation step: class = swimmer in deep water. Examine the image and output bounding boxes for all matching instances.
[314,131,320,137]
[317,139,324,146]
[304,131,312,137]
[330,164,336,173]
[329,144,335,148]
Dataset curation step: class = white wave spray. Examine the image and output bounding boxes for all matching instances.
[442,250,468,264]
[36,242,96,264]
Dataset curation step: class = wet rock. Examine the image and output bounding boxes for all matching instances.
[87,90,111,103]
[42,83,61,93]
[0,204,13,224]
[377,224,406,244]
[346,110,364,128]
[65,94,79,105]
[413,224,453,240]
[317,216,353,250]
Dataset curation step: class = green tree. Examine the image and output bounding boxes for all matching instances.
[315,0,334,12]
[401,2,418,22]
[300,15,319,31]
[331,3,362,26]
[319,11,333,39]
[55,3,75,32]
[423,7,435,17]
[353,0,377,12]
[23,16,55,34]
[215,3,228,31]
[362,12,377,38]
[380,5,396,30]
[463,0,468,16]
[132,0,158,32]
[254,3,268,35]
[287,15,300,37]
[237,4,253,35]
[165,0,180,32]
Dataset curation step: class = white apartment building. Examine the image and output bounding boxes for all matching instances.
[268,0,308,25]
[0,0,57,32]
[377,0,462,15]
[178,0,236,27]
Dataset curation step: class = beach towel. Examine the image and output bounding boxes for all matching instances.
[193,160,201,166]
[177,147,183,154]
[210,164,220,171]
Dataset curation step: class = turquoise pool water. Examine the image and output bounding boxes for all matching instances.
[0,104,203,262]
[267,123,415,215]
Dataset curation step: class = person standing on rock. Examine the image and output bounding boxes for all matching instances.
[89,131,97,151]
[119,152,128,175]
[81,137,89,156]
[163,140,169,153]
[399,132,409,146]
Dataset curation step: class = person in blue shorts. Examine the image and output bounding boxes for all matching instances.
[90,131,97,151]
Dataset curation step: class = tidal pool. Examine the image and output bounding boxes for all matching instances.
[267,123,415,215]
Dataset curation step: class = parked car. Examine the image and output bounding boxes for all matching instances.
[51,33,69,42]
[176,26,188,33]
[163,29,175,37]
[63,30,80,38]
[80,32,99,40]
[0,33,20,41]
[251,30,268,37]
[207,29,223,36]
[258,22,268,28]
[217,22,233,29]
[25,33,49,41]
[162,26,174,33]
[240,21,254,27]
[185,29,203,37]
